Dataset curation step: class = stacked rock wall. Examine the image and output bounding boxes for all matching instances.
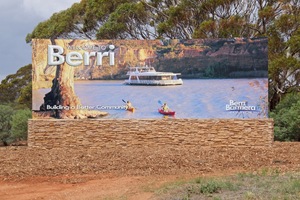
[28,119,274,149]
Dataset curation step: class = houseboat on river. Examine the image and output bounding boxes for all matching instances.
[124,66,183,86]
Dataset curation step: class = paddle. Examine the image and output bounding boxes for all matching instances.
[158,100,165,111]
[122,99,128,110]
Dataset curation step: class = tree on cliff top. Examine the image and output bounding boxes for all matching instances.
[26,0,300,111]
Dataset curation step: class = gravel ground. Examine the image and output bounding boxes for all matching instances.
[0,142,299,180]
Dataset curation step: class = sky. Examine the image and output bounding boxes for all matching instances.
[0,0,80,81]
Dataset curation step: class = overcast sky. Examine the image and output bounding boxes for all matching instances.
[0,0,80,81]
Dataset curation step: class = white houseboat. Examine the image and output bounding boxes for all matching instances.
[124,66,183,86]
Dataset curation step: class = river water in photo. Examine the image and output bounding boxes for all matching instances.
[33,79,268,119]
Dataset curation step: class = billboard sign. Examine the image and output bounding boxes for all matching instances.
[32,38,268,119]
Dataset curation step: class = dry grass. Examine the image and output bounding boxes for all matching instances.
[153,169,300,200]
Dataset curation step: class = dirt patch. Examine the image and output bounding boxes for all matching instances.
[0,142,299,199]
[0,174,195,200]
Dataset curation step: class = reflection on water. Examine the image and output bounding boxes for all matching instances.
[33,79,268,119]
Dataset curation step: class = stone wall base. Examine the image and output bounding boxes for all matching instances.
[28,119,274,149]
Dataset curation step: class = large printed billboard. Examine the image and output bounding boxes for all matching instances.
[32,38,268,119]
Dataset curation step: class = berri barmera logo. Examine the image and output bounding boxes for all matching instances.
[226,100,258,111]
[47,44,115,67]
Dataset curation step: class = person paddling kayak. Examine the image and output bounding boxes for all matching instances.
[161,103,170,112]
[159,102,175,115]
[125,100,134,111]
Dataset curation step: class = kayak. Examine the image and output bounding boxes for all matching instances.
[126,107,135,112]
[158,109,175,115]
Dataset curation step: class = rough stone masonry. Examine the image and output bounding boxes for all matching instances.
[28,119,274,149]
